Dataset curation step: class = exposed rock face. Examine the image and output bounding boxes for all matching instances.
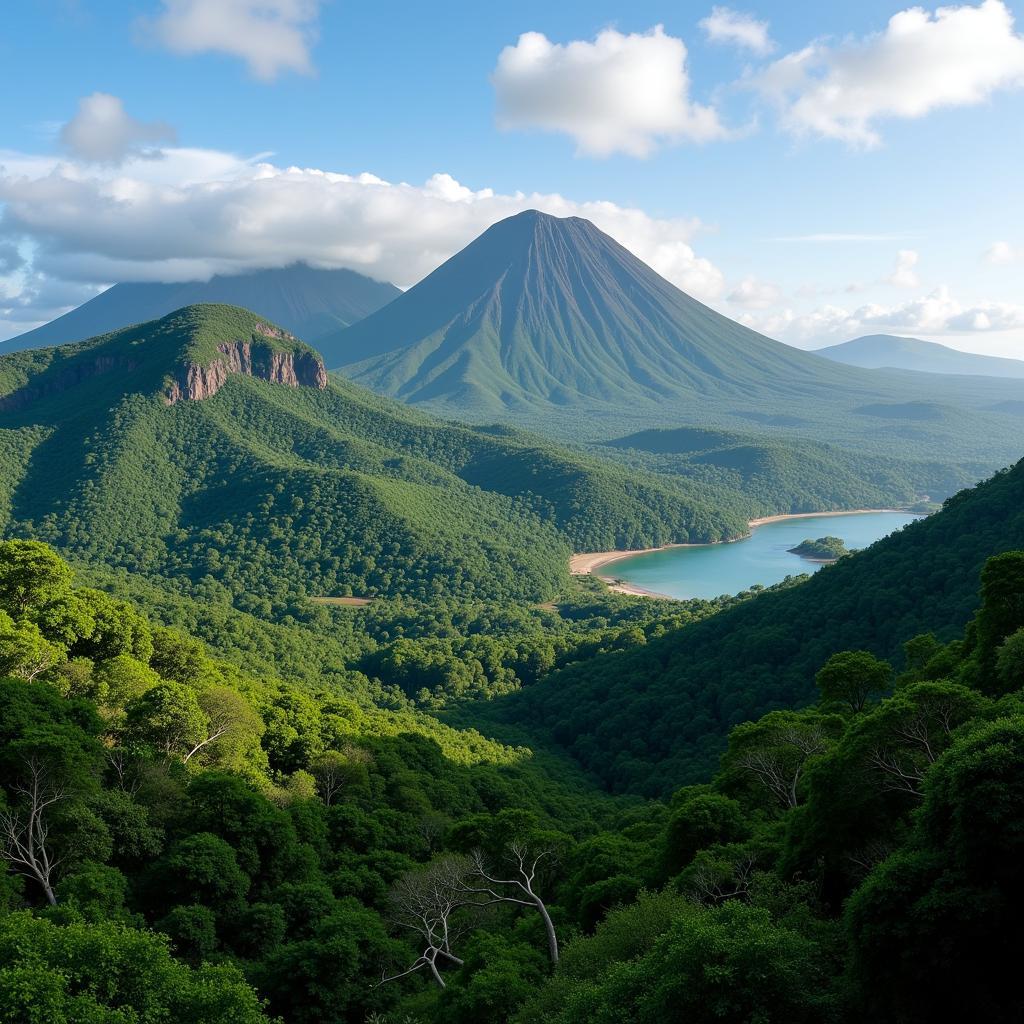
[165,339,328,404]
[0,354,136,412]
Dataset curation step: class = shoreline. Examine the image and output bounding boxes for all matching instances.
[571,507,918,599]
[747,508,913,528]
[601,579,677,599]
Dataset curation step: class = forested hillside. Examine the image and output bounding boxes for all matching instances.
[2,298,1023,1024]
[2,538,1021,1024]
[602,425,976,513]
[0,304,752,608]
[501,460,1024,792]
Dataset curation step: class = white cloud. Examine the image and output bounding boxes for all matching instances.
[755,0,1024,146]
[492,26,728,157]
[0,144,727,334]
[0,273,103,325]
[148,0,321,80]
[700,6,774,55]
[744,286,1024,344]
[60,93,175,163]
[727,275,780,309]
[985,240,1021,264]
[886,249,920,288]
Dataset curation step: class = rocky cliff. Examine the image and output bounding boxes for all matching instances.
[165,333,328,404]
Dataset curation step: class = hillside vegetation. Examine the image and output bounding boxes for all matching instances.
[2,535,1022,1023]
[0,305,762,609]
[3,291,1024,1023]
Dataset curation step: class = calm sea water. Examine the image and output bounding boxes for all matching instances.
[609,511,920,600]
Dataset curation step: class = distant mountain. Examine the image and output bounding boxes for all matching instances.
[325,210,871,414]
[1,264,400,353]
[323,210,1024,504]
[815,334,1024,378]
[0,303,746,606]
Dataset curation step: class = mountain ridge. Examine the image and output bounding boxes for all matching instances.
[0,302,755,607]
[0,304,328,411]
[2,263,400,353]
[814,333,1024,378]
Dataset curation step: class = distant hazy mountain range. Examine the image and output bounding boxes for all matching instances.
[815,334,1024,378]
[1,263,400,353]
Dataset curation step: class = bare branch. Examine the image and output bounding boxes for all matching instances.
[380,855,478,989]
[0,757,68,905]
[867,747,926,797]
[182,725,230,764]
[462,843,560,964]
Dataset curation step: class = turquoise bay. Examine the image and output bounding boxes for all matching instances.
[608,512,920,601]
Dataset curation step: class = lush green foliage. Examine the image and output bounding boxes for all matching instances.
[3,539,1023,1023]
[603,425,980,517]
[0,542,612,1020]
[2,294,1023,1023]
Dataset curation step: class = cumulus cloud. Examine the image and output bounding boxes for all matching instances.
[700,6,774,55]
[886,249,920,288]
[744,286,1024,345]
[60,93,175,163]
[0,144,727,333]
[492,26,728,157]
[727,275,780,309]
[755,0,1024,146]
[985,240,1021,264]
[148,0,321,80]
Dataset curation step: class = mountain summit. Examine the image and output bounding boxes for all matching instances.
[323,209,861,414]
[0,304,327,414]
[322,212,1024,494]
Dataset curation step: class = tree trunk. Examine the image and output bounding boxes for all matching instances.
[533,895,559,963]
[428,953,446,988]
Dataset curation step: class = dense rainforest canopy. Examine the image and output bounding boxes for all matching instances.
[1,528,1023,1023]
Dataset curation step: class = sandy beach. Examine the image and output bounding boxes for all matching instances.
[747,508,913,528]
[571,508,916,599]
[569,546,687,575]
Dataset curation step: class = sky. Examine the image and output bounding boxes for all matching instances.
[1,0,1023,354]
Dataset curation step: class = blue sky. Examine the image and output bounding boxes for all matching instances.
[1,0,1022,353]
